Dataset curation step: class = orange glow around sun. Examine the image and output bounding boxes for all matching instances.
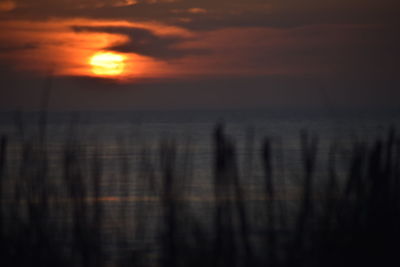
[90,52,126,76]
[0,19,194,81]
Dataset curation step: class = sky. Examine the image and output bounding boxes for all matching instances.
[0,0,399,110]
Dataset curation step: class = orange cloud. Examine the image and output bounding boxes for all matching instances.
[187,8,207,14]
[76,0,139,9]
[145,0,178,3]
[104,0,139,8]
[171,7,208,14]
[1,17,379,83]
[0,0,16,11]
[0,19,193,81]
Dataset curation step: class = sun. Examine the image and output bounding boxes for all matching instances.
[89,52,126,76]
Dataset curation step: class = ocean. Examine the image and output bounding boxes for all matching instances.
[0,108,399,265]
[0,108,399,199]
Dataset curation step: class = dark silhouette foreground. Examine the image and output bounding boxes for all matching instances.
[0,124,399,267]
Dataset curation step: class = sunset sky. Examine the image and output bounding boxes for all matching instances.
[0,0,399,110]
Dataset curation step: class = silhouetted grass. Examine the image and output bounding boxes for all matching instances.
[0,114,399,267]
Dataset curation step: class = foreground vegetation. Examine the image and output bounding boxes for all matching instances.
[0,120,399,267]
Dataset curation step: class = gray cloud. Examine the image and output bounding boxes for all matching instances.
[71,25,208,60]
[0,42,37,52]
[7,0,399,31]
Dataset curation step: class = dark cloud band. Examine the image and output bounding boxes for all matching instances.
[71,25,208,60]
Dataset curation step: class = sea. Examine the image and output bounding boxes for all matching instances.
[0,108,399,263]
[0,108,399,195]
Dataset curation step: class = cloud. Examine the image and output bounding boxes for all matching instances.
[0,18,214,81]
[8,0,396,29]
[112,0,138,7]
[145,0,178,3]
[71,25,208,60]
[187,8,207,14]
[0,0,16,11]
[0,16,398,84]
[0,19,184,79]
[0,43,37,52]
[166,23,399,78]
[8,0,176,12]
[172,7,208,14]
[75,0,139,9]
[7,0,396,37]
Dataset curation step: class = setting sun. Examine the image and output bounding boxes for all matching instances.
[89,52,126,76]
